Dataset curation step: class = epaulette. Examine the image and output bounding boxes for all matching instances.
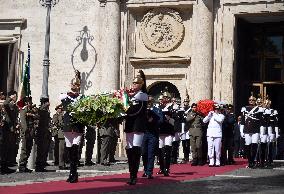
[241,107,246,112]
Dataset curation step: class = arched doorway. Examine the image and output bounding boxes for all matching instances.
[147,81,180,101]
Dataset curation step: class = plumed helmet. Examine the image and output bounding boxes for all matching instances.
[133,70,147,93]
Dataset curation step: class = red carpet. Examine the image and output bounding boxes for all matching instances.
[0,159,247,194]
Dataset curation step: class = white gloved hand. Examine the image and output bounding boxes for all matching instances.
[240,125,245,138]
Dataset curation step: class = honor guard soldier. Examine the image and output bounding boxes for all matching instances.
[60,70,84,183]
[180,98,191,164]
[157,108,174,176]
[240,94,265,168]
[125,70,148,185]
[263,97,280,166]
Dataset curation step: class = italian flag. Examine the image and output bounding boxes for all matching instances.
[17,44,31,109]
[122,90,129,110]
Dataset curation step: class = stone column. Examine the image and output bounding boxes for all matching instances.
[101,0,121,91]
[190,0,213,101]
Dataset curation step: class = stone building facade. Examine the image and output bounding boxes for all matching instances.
[1,0,284,157]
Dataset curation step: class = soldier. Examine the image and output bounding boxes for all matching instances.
[99,119,118,166]
[203,104,225,167]
[18,97,38,172]
[85,125,96,166]
[35,97,51,172]
[125,70,148,185]
[240,94,264,168]
[109,126,119,163]
[157,108,174,176]
[52,104,67,170]
[186,103,204,166]
[60,70,84,183]
[180,98,191,164]
[263,97,280,166]
[171,97,181,164]
[1,91,19,174]
[221,104,236,165]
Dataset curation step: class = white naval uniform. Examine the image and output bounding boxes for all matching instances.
[203,111,225,166]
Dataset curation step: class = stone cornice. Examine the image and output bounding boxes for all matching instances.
[129,56,191,65]
[126,0,195,8]
[222,0,282,5]
[0,19,27,30]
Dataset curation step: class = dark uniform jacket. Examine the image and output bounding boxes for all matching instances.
[61,92,84,133]
[241,105,264,134]
[38,105,51,134]
[223,112,235,138]
[124,91,148,133]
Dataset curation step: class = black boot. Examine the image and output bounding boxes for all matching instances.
[260,143,267,168]
[128,146,141,185]
[267,142,274,166]
[66,147,72,182]
[126,148,136,185]
[164,146,172,176]
[157,148,165,175]
[68,145,79,183]
[245,145,254,168]
[251,143,258,168]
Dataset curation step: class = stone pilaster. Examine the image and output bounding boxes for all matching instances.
[190,0,213,102]
[100,0,121,91]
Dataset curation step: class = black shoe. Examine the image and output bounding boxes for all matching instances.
[147,174,154,179]
[69,173,78,183]
[85,161,96,166]
[127,177,137,185]
[198,162,205,166]
[44,162,50,167]
[163,169,169,176]
[35,167,48,172]
[1,167,16,174]
[191,162,198,166]
[209,164,214,167]
[101,162,110,166]
[19,167,33,173]
[142,173,147,177]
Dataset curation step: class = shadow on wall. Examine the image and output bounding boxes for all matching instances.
[71,26,97,95]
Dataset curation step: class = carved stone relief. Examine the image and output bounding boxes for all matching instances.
[140,8,185,53]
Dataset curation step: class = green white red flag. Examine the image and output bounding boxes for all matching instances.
[17,44,31,108]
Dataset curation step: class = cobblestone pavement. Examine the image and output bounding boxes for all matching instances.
[108,161,284,194]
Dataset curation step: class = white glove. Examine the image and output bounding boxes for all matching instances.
[275,127,280,139]
[240,125,245,138]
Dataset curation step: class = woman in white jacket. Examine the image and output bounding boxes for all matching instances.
[203,104,225,167]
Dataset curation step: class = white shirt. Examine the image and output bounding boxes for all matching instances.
[203,111,225,137]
